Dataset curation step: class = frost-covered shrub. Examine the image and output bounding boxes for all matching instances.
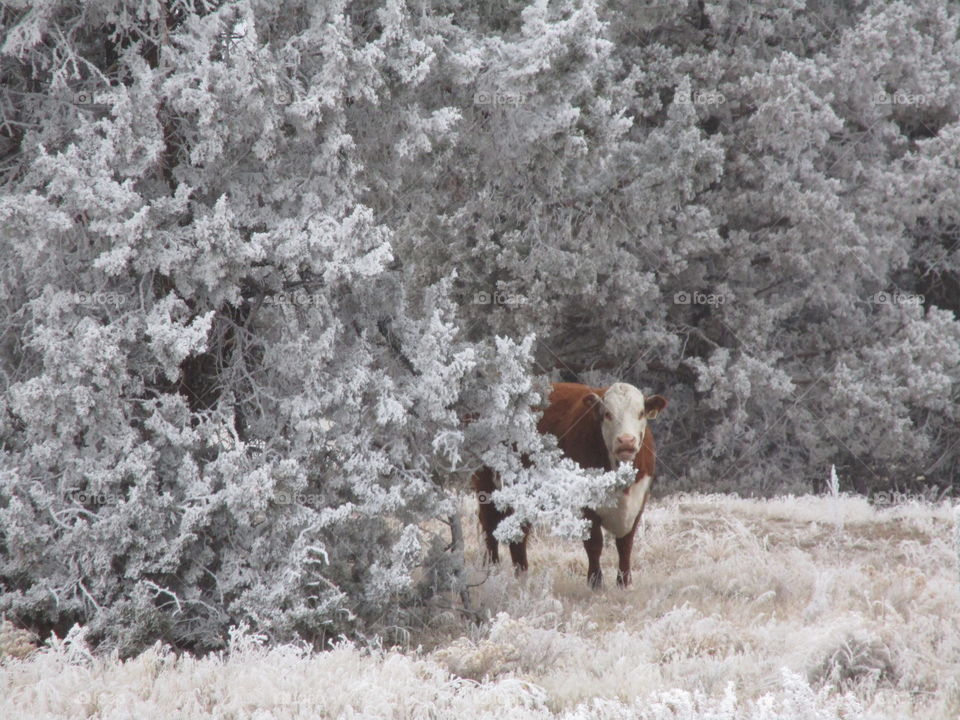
[0,0,628,652]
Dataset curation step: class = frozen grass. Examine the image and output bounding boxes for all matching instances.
[2,493,958,719]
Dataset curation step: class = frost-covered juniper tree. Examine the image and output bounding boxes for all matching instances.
[368,0,960,497]
[0,0,616,653]
[2,0,960,653]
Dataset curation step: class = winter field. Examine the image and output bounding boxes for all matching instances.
[2,493,957,720]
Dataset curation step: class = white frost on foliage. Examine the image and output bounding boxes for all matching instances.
[0,624,866,720]
[4,0,960,662]
[145,296,214,381]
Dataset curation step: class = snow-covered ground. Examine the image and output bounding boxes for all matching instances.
[2,493,957,719]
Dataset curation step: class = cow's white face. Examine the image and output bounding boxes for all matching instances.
[584,383,666,468]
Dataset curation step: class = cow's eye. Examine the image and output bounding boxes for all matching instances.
[604,411,613,420]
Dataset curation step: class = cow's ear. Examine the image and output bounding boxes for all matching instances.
[644,395,667,419]
[583,392,604,419]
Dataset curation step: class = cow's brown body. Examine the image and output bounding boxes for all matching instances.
[473,382,664,588]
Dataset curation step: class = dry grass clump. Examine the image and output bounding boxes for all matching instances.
[0,619,38,661]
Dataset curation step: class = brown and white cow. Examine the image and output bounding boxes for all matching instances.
[472,382,667,588]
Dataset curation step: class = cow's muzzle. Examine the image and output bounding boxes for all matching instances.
[614,446,637,463]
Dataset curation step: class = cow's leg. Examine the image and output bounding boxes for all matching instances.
[583,512,604,589]
[508,524,531,573]
[473,468,530,573]
[615,492,650,587]
[508,452,532,573]
[478,506,501,564]
[473,468,501,564]
[614,530,636,588]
